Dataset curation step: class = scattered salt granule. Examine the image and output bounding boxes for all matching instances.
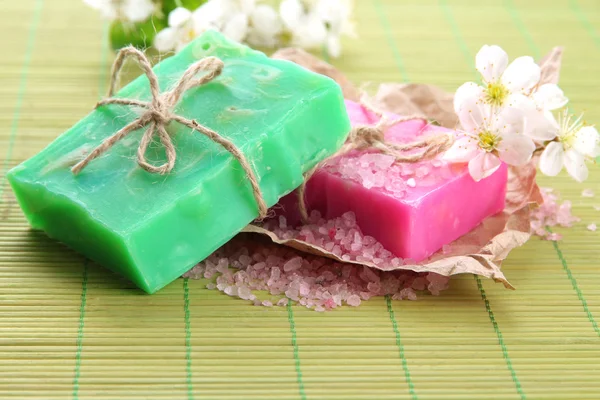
[588,223,597,232]
[530,187,580,241]
[322,151,453,198]
[594,205,600,212]
[582,189,595,198]
[183,223,450,311]
[263,211,403,269]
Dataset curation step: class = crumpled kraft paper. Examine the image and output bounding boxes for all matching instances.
[242,47,561,288]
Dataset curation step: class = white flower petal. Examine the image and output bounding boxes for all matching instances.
[539,141,564,176]
[533,83,569,110]
[91,0,118,20]
[475,45,509,83]
[293,16,327,49]
[497,133,535,166]
[239,0,257,14]
[442,137,480,163]
[316,0,353,35]
[564,148,589,182]
[194,1,225,27]
[502,94,556,140]
[169,7,192,28]
[493,104,525,135]
[457,96,488,134]
[223,13,249,43]
[123,0,154,22]
[501,56,541,93]
[153,27,178,52]
[326,35,341,58]
[454,82,484,113]
[573,126,600,157]
[280,0,304,30]
[525,111,559,141]
[250,5,282,36]
[468,152,502,182]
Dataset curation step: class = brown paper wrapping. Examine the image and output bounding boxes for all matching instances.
[243,48,562,287]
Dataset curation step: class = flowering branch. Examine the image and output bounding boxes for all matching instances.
[443,45,599,183]
[83,0,356,57]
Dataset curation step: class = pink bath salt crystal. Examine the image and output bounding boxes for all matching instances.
[285,287,300,301]
[216,258,230,274]
[588,223,597,232]
[582,189,595,198]
[359,266,380,282]
[347,294,362,307]
[254,262,266,270]
[359,291,372,300]
[267,267,281,286]
[206,282,216,290]
[299,281,311,296]
[275,100,508,262]
[332,245,343,256]
[185,235,451,311]
[427,273,450,295]
[283,257,303,272]
[239,254,253,267]
[411,277,427,291]
[367,281,381,294]
[323,297,336,309]
[277,298,289,307]
[262,300,273,307]
[224,285,238,297]
[546,232,562,241]
[531,188,580,240]
[399,288,418,301]
[238,285,255,300]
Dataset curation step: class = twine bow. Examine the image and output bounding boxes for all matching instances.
[297,100,454,222]
[72,46,268,218]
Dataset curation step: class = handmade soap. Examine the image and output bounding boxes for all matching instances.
[7,31,350,293]
[279,100,507,262]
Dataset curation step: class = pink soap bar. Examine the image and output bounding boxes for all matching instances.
[278,100,507,262]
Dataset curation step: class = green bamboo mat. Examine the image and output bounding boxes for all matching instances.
[1,0,599,399]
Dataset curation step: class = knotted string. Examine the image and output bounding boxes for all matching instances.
[297,100,454,222]
[71,46,268,219]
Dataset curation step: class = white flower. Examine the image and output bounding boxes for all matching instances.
[539,110,600,182]
[214,0,257,43]
[280,0,354,57]
[84,0,155,22]
[443,97,536,181]
[155,1,269,53]
[246,5,283,48]
[454,45,541,112]
[280,0,327,49]
[154,7,199,53]
[315,0,355,58]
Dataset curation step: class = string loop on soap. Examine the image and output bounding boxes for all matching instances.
[297,99,454,223]
[71,46,268,219]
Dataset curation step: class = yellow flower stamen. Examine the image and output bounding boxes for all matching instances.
[484,82,509,107]
[478,131,501,152]
[557,109,585,149]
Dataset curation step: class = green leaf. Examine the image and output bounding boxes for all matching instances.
[109,15,167,51]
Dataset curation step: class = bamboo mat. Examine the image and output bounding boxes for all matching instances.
[1,0,599,399]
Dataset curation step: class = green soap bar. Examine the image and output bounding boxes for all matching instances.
[8,31,350,293]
